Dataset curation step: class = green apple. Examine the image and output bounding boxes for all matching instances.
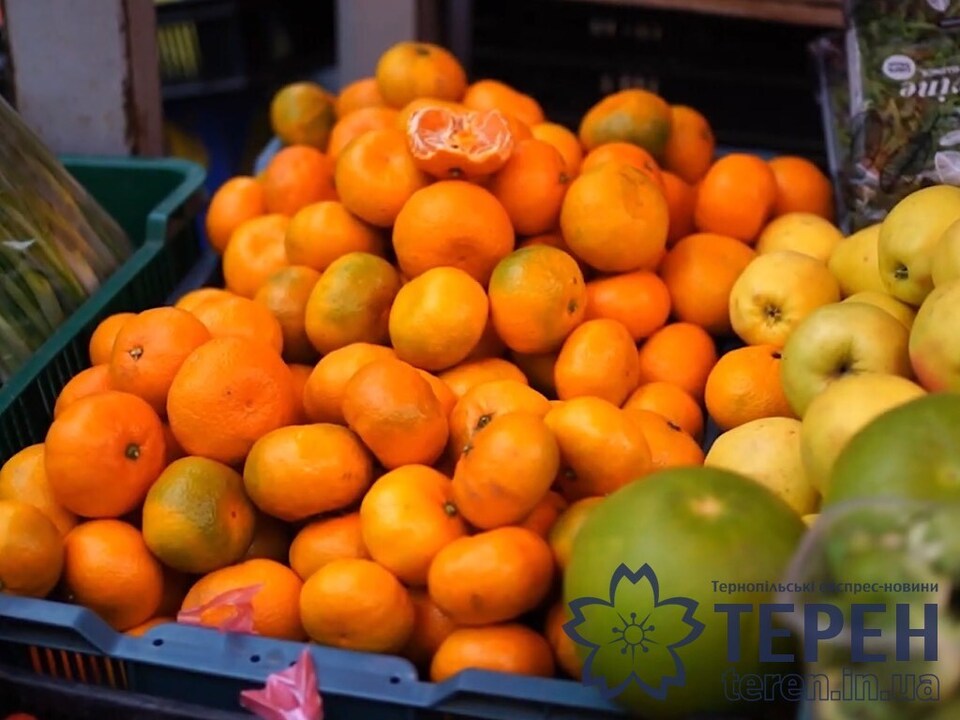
[842,290,916,330]
[779,302,913,417]
[827,223,885,297]
[910,279,960,392]
[825,393,960,506]
[878,185,960,307]
[800,373,926,495]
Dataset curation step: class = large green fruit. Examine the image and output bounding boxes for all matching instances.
[824,393,960,507]
[562,467,805,718]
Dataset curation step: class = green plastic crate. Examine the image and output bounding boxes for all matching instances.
[0,156,206,463]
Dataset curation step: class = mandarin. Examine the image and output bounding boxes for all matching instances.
[0,499,64,598]
[427,526,553,626]
[222,214,290,299]
[166,337,296,466]
[489,139,570,236]
[302,343,397,424]
[584,270,671,342]
[393,180,515,285]
[451,412,559,529]
[253,265,322,365]
[359,465,466,586]
[636,322,717,401]
[300,558,415,652]
[109,307,212,416]
[658,232,757,336]
[289,513,369,581]
[53,365,113,419]
[342,358,449,469]
[205,177,267,254]
[554,318,640,405]
[285,200,385,271]
[335,127,430,228]
[304,252,401,355]
[243,423,374,522]
[261,146,337,216]
[88,312,135,366]
[45,391,166,518]
[63,520,164,631]
[389,267,489,371]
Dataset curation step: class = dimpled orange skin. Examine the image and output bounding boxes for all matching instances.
[430,624,556,683]
[342,358,450,469]
[545,396,653,501]
[166,337,296,466]
[451,412,560,529]
[553,318,641,406]
[359,465,467,586]
[560,163,669,274]
[427,526,554,626]
[44,391,166,518]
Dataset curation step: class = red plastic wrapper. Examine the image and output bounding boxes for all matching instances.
[240,648,324,720]
[176,584,262,634]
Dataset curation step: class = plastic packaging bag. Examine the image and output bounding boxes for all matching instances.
[0,96,131,382]
[843,0,960,230]
[176,584,261,634]
[240,649,324,720]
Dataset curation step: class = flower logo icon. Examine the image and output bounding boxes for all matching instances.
[563,563,705,701]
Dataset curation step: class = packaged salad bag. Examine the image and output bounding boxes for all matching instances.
[844,0,960,230]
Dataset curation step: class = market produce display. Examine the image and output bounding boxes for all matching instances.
[1,40,959,719]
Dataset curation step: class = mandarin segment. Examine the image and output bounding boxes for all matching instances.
[407,106,514,179]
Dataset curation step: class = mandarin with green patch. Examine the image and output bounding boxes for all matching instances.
[141,457,256,575]
[488,245,587,354]
[304,251,402,355]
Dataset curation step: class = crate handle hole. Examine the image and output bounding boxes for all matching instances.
[250,654,261,663]
[152,638,164,647]
[389,675,401,685]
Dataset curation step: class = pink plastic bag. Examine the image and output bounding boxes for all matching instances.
[240,648,324,720]
[176,584,262,634]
